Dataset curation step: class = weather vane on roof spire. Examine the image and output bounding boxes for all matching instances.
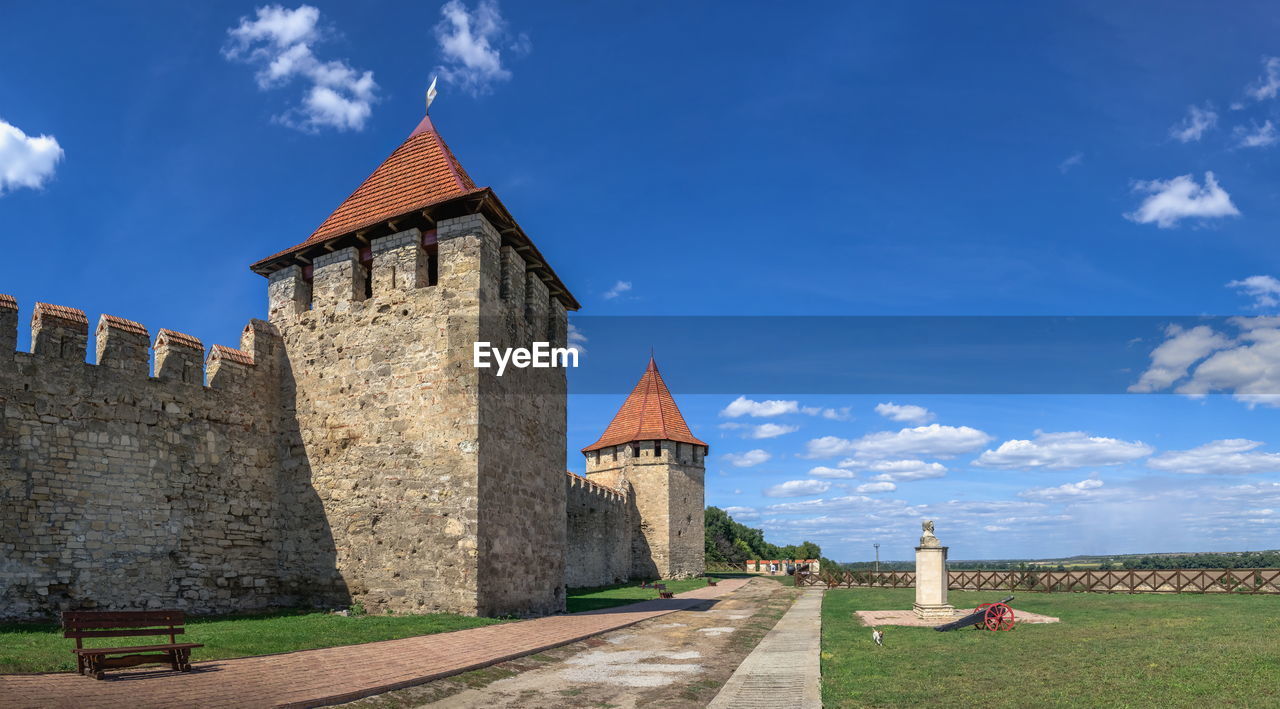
[426,76,439,114]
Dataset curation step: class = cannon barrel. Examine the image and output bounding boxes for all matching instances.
[932,596,1015,632]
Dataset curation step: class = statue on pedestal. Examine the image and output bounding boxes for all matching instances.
[919,520,940,548]
[913,519,954,619]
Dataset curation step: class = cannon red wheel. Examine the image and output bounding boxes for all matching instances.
[980,602,1015,631]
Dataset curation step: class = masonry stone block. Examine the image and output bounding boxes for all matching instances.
[95,315,150,376]
[372,228,426,294]
[312,247,366,310]
[154,329,204,384]
[0,294,17,370]
[268,265,311,321]
[32,303,88,361]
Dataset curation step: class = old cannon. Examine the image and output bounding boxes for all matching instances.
[933,595,1016,632]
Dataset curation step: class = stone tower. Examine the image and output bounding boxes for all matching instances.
[249,112,580,617]
[582,357,707,579]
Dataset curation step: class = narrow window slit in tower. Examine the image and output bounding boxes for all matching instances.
[359,248,373,299]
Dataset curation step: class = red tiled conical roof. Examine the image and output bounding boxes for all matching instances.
[251,114,483,267]
[582,357,707,452]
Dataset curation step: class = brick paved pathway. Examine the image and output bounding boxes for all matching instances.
[707,588,823,709]
[0,578,747,709]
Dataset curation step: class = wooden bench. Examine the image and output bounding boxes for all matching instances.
[654,583,674,599]
[706,578,718,587]
[63,610,203,680]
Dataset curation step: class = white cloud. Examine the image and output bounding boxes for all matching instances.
[225,5,377,132]
[940,500,1047,516]
[874,402,935,424]
[1058,152,1083,174]
[757,472,1280,558]
[1124,172,1240,228]
[975,431,1153,470]
[566,323,587,356]
[1148,439,1280,475]
[0,118,63,194]
[764,479,831,498]
[722,449,771,467]
[1128,324,1233,393]
[1169,104,1217,143]
[722,505,759,521]
[765,494,912,515]
[721,396,799,418]
[602,280,631,300]
[801,406,853,420]
[855,482,896,493]
[1248,57,1280,100]
[434,0,525,96]
[748,423,798,439]
[808,466,855,479]
[1228,275,1280,310]
[806,424,991,459]
[1236,121,1278,148]
[870,460,952,478]
[1133,317,1280,406]
[843,459,948,482]
[1019,477,1105,501]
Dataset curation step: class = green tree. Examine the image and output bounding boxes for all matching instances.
[704,506,822,568]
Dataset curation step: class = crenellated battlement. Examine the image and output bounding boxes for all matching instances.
[264,216,569,352]
[566,471,627,505]
[0,295,278,390]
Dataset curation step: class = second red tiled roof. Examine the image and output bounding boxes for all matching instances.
[582,357,707,452]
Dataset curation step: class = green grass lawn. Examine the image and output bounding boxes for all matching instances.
[565,578,713,613]
[0,610,503,674]
[822,588,1280,708]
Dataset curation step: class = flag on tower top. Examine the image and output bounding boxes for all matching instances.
[426,76,438,113]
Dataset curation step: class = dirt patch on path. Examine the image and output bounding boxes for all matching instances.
[341,578,798,709]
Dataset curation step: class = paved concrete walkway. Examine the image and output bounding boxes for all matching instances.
[0,579,747,709]
[707,588,823,709]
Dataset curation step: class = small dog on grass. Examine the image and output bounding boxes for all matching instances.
[872,628,884,646]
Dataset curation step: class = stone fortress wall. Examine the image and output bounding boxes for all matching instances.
[564,472,630,588]
[0,298,306,619]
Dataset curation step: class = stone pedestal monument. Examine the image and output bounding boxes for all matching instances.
[913,520,955,620]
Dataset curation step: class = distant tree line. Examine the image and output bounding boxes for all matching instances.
[847,552,1280,572]
[1109,551,1280,570]
[704,507,836,570]
[823,551,1280,573]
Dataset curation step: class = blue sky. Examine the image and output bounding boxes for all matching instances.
[5,1,1280,562]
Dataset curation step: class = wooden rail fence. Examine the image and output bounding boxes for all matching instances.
[797,568,1280,594]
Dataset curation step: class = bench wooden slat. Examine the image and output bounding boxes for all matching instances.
[66,628,186,639]
[64,617,183,630]
[74,643,202,655]
[62,611,184,624]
